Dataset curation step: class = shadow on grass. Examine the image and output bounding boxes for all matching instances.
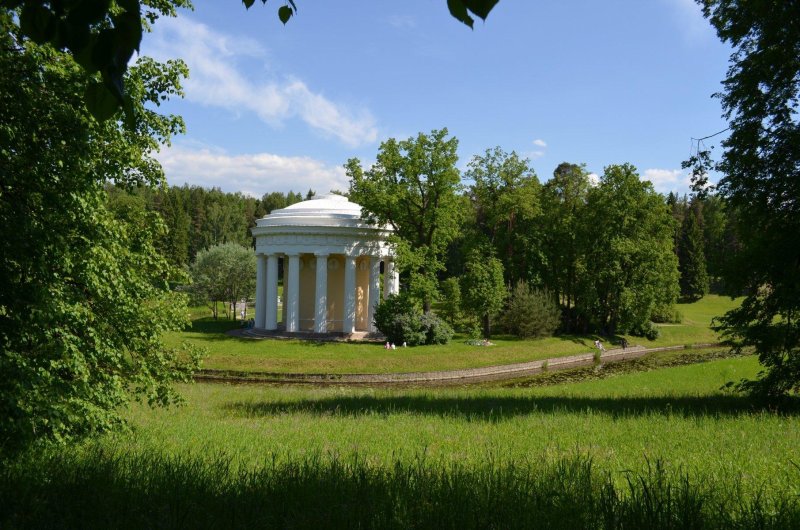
[225,394,800,421]
[187,317,241,334]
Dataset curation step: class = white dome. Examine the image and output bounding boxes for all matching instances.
[255,193,367,229]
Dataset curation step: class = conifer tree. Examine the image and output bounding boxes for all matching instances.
[677,205,709,301]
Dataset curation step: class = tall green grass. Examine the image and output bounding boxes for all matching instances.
[3,447,798,529]
[3,355,799,528]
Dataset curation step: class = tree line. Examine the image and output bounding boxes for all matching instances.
[123,130,738,341]
[108,185,314,268]
[349,131,739,340]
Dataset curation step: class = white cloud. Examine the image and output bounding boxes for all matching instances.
[532,138,547,147]
[641,168,690,194]
[143,17,377,147]
[156,144,349,196]
[587,172,600,186]
[526,150,546,160]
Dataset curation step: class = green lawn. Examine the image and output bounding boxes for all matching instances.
[114,354,799,493]
[5,353,798,528]
[650,294,740,346]
[171,295,741,374]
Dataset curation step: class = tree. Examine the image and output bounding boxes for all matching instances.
[686,0,800,395]
[539,162,591,330]
[190,243,256,320]
[577,164,679,335]
[500,281,561,339]
[460,248,506,338]
[347,129,464,312]
[4,0,501,120]
[465,147,541,287]
[677,202,709,301]
[0,12,199,449]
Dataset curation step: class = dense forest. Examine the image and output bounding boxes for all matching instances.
[107,185,313,267]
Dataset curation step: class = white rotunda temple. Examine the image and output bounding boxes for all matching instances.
[251,193,398,334]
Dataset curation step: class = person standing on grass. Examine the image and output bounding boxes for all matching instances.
[595,339,606,353]
[621,337,628,350]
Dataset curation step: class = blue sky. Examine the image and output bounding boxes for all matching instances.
[142,0,731,197]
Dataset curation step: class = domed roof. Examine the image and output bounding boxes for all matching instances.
[254,193,374,229]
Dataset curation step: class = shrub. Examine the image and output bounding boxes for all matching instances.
[631,321,661,341]
[374,294,452,346]
[500,281,561,339]
[419,313,454,345]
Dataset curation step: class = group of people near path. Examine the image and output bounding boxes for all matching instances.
[594,337,629,354]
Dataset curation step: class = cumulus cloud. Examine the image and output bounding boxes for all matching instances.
[532,138,547,147]
[156,144,349,197]
[143,17,377,147]
[641,168,687,193]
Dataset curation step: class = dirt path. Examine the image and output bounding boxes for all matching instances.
[194,343,723,386]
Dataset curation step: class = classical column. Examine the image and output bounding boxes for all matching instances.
[391,263,399,295]
[314,252,329,333]
[343,254,356,333]
[368,255,381,332]
[383,258,395,300]
[286,253,300,332]
[265,254,279,330]
[255,253,267,329]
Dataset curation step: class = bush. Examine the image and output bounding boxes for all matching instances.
[374,294,452,346]
[419,313,454,345]
[500,282,561,339]
[631,321,661,341]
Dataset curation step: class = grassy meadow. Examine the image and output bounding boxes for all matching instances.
[172,295,741,374]
[5,294,793,528]
[4,352,800,528]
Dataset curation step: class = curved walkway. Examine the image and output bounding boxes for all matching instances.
[195,343,723,386]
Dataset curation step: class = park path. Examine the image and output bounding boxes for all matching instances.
[195,342,723,386]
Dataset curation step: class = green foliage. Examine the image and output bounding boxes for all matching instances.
[578,164,680,335]
[630,321,661,341]
[465,147,541,287]
[438,277,464,328]
[460,248,506,338]
[688,0,800,396]
[190,243,256,320]
[0,14,200,450]
[373,294,426,345]
[500,281,560,339]
[347,129,464,311]
[374,294,453,346]
[419,313,454,345]
[539,162,591,330]
[650,303,682,324]
[677,203,709,301]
